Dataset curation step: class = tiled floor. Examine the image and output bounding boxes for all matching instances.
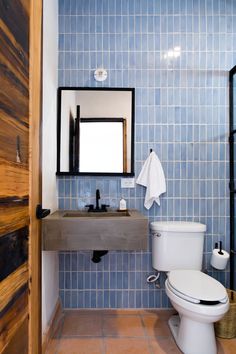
[46,309,236,354]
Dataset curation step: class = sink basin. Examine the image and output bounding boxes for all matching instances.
[42,209,148,251]
[63,210,130,218]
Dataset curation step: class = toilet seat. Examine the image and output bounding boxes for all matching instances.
[167,270,228,304]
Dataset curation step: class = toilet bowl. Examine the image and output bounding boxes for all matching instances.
[165,270,229,354]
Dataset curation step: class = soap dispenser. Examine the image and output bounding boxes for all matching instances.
[119,198,127,211]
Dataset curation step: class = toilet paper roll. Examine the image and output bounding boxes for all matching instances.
[210,248,229,270]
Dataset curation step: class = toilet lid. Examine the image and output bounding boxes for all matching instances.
[168,270,227,303]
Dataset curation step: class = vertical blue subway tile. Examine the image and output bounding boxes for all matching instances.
[128,291,135,308]
[110,272,117,289]
[122,291,129,307]
[97,291,104,307]
[117,272,122,288]
[77,272,84,289]
[109,291,116,308]
[91,292,97,308]
[104,272,109,289]
[64,291,71,308]
[85,291,91,308]
[60,290,65,307]
[59,272,64,289]
[65,272,71,289]
[58,0,231,309]
[58,198,65,209]
[104,290,110,307]
[122,272,128,289]
[129,272,136,289]
[71,292,77,308]
[84,271,91,289]
[91,273,97,289]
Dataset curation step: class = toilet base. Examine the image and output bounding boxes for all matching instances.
[168,315,217,354]
[168,315,180,343]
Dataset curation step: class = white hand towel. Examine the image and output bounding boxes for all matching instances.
[136,151,166,209]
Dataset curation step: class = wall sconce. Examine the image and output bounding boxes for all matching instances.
[94,68,107,82]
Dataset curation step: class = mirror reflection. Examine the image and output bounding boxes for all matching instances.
[57,88,135,175]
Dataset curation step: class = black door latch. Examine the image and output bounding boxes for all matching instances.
[36,204,50,219]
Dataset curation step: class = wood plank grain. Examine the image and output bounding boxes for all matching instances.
[0,109,28,133]
[0,118,28,165]
[0,2,29,174]
[0,97,28,129]
[0,58,29,99]
[0,15,29,141]
[0,263,28,313]
[0,0,31,352]
[0,159,28,199]
[0,288,28,353]
[0,196,28,206]
[3,317,28,354]
[0,204,29,237]
[0,0,29,54]
[0,19,29,81]
[0,71,29,128]
[0,25,29,115]
[20,0,30,15]
[0,229,28,281]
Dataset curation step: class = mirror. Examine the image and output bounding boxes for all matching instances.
[57,88,135,176]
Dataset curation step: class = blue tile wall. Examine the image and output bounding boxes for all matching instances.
[58,0,236,308]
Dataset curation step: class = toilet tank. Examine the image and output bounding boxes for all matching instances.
[150,221,206,272]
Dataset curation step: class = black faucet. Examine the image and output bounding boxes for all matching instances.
[85,189,109,212]
[95,189,100,210]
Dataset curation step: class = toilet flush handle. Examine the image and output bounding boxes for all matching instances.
[153,232,161,237]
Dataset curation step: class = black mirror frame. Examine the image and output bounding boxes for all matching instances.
[56,87,135,177]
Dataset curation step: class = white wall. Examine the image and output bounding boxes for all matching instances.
[42,0,58,336]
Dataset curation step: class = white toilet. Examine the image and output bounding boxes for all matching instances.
[150,221,229,354]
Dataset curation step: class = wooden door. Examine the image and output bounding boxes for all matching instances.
[0,0,42,353]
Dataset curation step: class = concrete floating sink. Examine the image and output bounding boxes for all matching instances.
[63,210,131,217]
[42,209,148,251]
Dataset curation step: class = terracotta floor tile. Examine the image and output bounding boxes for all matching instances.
[58,338,103,354]
[142,315,171,337]
[149,337,182,354]
[45,310,236,354]
[217,338,236,354]
[104,338,150,354]
[67,309,103,316]
[141,309,176,319]
[102,309,141,315]
[102,315,145,337]
[61,313,102,337]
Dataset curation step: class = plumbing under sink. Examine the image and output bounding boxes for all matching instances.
[63,210,131,218]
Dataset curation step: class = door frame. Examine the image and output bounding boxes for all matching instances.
[29,0,42,352]
[229,65,236,291]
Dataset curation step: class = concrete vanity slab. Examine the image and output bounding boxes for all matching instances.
[42,209,148,251]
